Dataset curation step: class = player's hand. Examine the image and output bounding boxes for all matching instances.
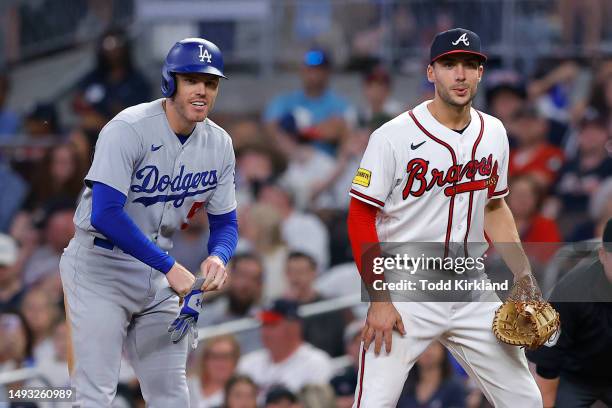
[168,288,204,349]
[199,256,227,291]
[362,302,406,356]
[166,262,196,297]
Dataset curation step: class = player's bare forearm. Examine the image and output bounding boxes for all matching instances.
[534,374,559,407]
[484,198,531,279]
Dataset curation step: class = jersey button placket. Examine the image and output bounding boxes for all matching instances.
[158,153,181,238]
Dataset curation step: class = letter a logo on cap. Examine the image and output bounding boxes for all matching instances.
[198,45,212,63]
[452,33,470,46]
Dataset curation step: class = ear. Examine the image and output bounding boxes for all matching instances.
[426,64,435,84]
[478,65,484,82]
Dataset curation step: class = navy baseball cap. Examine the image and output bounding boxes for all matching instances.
[429,28,487,65]
[304,48,330,67]
[258,299,300,324]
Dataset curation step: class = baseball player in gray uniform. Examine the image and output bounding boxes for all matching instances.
[59,38,239,407]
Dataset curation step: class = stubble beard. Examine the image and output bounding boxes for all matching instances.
[438,85,476,109]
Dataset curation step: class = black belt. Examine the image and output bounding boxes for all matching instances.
[93,237,115,250]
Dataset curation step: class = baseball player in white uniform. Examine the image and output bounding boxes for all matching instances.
[59,38,239,407]
[347,28,542,407]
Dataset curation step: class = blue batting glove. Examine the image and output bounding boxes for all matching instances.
[168,286,204,349]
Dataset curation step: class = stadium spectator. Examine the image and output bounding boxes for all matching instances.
[226,117,270,152]
[240,204,289,301]
[309,127,370,212]
[20,287,59,363]
[36,265,64,312]
[509,106,564,187]
[279,137,336,210]
[528,59,580,124]
[72,28,150,150]
[0,162,28,233]
[298,383,336,407]
[567,178,612,242]
[9,103,62,187]
[22,205,74,286]
[0,233,26,311]
[199,253,263,353]
[237,299,333,396]
[189,335,241,408]
[257,183,329,270]
[284,251,347,357]
[224,375,258,408]
[264,48,354,157]
[235,144,283,207]
[329,320,362,407]
[485,74,569,147]
[397,341,467,408]
[22,102,60,137]
[581,72,612,125]
[0,310,34,372]
[264,386,299,408]
[331,370,357,408]
[0,71,20,140]
[0,310,37,403]
[26,142,87,212]
[36,319,70,387]
[552,113,612,225]
[507,175,562,243]
[527,218,612,407]
[485,77,526,129]
[358,65,404,127]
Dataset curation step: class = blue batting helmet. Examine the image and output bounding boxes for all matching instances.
[161,38,227,97]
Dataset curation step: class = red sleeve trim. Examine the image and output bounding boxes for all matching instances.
[349,188,385,208]
[491,187,509,197]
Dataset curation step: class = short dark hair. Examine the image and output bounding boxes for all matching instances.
[224,375,257,403]
[265,385,297,404]
[230,252,263,270]
[287,251,317,270]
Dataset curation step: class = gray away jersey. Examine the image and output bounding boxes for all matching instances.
[74,98,237,251]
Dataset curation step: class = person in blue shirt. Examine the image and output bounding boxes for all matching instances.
[264,48,354,156]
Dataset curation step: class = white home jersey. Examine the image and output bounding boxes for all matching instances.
[350,100,509,248]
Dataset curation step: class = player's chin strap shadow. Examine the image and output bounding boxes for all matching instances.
[168,276,206,350]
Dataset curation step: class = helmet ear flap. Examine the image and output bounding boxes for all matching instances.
[161,67,176,97]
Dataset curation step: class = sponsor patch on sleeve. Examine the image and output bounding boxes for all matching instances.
[352,168,372,187]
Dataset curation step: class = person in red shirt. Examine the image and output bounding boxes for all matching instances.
[509,106,564,188]
[507,174,562,243]
[507,174,562,264]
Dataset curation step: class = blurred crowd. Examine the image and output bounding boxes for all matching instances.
[0,5,611,407]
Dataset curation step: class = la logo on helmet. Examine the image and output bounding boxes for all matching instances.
[198,45,212,63]
[452,33,470,46]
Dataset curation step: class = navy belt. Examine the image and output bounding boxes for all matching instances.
[93,237,115,250]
